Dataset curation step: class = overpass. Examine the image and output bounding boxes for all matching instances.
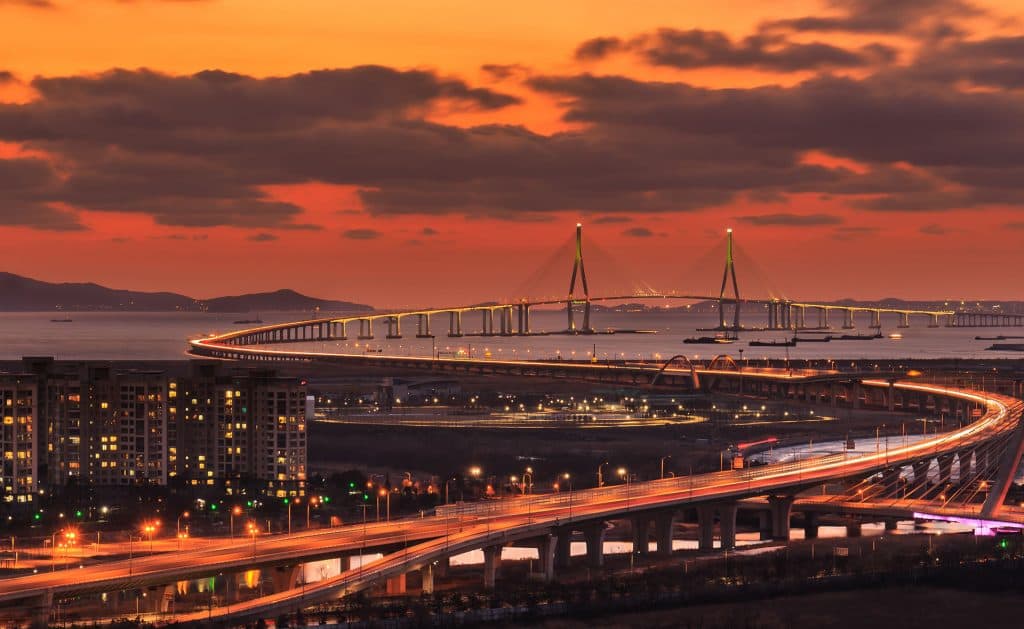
[1,370,1022,626]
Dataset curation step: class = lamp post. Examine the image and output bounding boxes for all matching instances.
[247,522,258,560]
[597,461,608,488]
[563,473,574,521]
[618,467,631,511]
[306,496,319,529]
[660,455,672,480]
[177,511,190,539]
[143,521,158,552]
[231,505,242,538]
[523,467,534,494]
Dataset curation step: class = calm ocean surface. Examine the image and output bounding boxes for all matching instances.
[0,309,1019,361]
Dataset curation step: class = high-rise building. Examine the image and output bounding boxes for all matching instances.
[0,358,307,498]
[0,374,38,503]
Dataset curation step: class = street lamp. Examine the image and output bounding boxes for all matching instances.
[523,467,534,494]
[597,461,609,488]
[247,522,259,560]
[307,496,319,529]
[286,497,299,535]
[177,511,190,538]
[378,488,391,522]
[143,521,158,552]
[660,455,672,480]
[618,467,631,511]
[563,473,574,520]
[231,505,242,538]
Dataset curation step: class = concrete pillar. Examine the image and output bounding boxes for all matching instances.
[845,520,862,537]
[435,556,450,578]
[913,460,931,486]
[483,545,502,589]
[958,450,973,481]
[936,454,955,483]
[696,504,716,551]
[654,512,675,557]
[758,510,773,540]
[719,503,738,550]
[29,590,53,627]
[421,564,434,594]
[631,516,650,555]
[884,519,899,532]
[145,584,176,613]
[584,524,605,567]
[271,565,302,593]
[768,495,794,540]
[386,573,407,595]
[536,535,556,582]
[804,512,819,540]
[555,528,572,569]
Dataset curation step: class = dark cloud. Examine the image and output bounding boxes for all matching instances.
[622,226,654,237]
[833,225,880,240]
[575,37,625,61]
[0,0,56,7]
[592,216,632,224]
[581,28,895,72]
[0,71,16,84]
[0,66,517,230]
[919,223,952,235]
[247,232,278,242]
[343,228,381,240]
[480,64,530,80]
[764,0,982,35]
[904,36,1024,90]
[421,227,439,235]
[737,213,843,226]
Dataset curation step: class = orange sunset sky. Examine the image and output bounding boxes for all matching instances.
[1,0,1023,307]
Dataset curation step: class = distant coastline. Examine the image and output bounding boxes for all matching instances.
[0,271,374,313]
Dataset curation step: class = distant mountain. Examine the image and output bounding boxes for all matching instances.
[0,272,373,313]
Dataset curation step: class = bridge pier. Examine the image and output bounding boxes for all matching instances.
[719,502,738,550]
[386,573,407,595]
[958,450,973,481]
[768,495,794,540]
[358,318,374,340]
[386,315,402,339]
[483,545,502,589]
[555,528,573,568]
[631,516,651,556]
[144,584,176,613]
[654,512,675,557]
[845,520,863,538]
[913,460,932,486]
[696,505,716,550]
[416,313,433,338]
[584,523,606,567]
[898,312,910,328]
[937,453,956,483]
[535,534,557,582]
[803,512,819,539]
[518,303,531,335]
[271,564,302,593]
[28,590,53,627]
[842,309,855,329]
[482,309,494,336]
[448,311,463,337]
[871,310,882,328]
[421,564,435,594]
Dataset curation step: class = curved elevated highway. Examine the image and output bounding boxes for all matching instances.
[1,367,1021,625]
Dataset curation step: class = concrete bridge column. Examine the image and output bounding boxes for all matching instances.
[449,311,463,337]
[758,510,773,540]
[873,310,884,328]
[768,495,795,540]
[843,309,855,329]
[654,512,676,557]
[958,450,973,480]
[913,460,932,486]
[719,502,738,550]
[386,573,407,595]
[482,309,493,336]
[555,528,572,569]
[338,321,348,339]
[417,314,432,338]
[845,520,862,537]
[584,523,606,567]
[767,302,775,329]
[386,316,402,339]
[536,534,557,582]
[804,512,820,539]
[29,590,53,627]
[271,565,302,593]
[522,304,531,334]
[823,307,831,329]
[421,564,435,594]
[937,453,955,483]
[483,545,502,589]
[145,584,176,613]
[358,318,374,340]
[631,516,651,555]
[884,518,899,532]
[696,504,716,551]
[435,556,450,578]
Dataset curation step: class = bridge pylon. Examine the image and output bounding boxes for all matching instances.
[718,228,740,333]
[567,222,592,333]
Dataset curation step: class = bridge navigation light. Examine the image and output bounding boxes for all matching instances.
[727,228,733,233]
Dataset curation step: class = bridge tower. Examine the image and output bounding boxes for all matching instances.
[567,222,592,333]
[718,228,740,332]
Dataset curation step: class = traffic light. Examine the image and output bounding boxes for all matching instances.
[246,500,253,507]
[999,538,1009,549]
[282,498,289,506]
[322,496,331,503]
[210,504,218,511]
[348,482,355,489]
[75,510,83,518]
[362,493,369,502]
[33,512,41,521]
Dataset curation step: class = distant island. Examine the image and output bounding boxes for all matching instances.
[0,272,374,313]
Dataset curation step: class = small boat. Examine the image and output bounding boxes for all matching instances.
[234,313,263,325]
[794,336,831,343]
[50,318,73,323]
[684,336,734,344]
[749,338,797,347]
[836,333,883,340]
[888,332,903,340]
